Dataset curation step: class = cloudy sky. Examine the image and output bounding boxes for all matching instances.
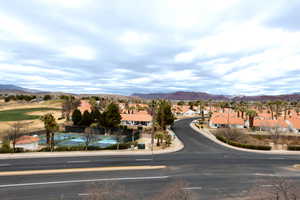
[1,0,300,95]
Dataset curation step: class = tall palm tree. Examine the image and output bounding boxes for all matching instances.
[267,101,275,120]
[148,100,158,150]
[40,113,59,151]
[246,110,258,129]
[274,100,283,120]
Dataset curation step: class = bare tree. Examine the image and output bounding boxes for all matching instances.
[149,180,193,200]
[247,177,300,200]
[84,127,95,150]
[62,97,81,121]
[83,181,195,200]
[8,122,27,152]
[83,182,133,200]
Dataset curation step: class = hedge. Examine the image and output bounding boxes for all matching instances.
[216,135,271,151]
[38,142,137,152]
[287,145,300,151]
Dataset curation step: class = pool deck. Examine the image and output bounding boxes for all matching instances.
[0,130,184,159]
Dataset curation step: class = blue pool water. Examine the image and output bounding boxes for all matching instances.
[39,132,118,148]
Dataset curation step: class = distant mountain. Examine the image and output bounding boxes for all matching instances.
[132,91,300,101]
[0,84,42,93]
[132,91,229,100]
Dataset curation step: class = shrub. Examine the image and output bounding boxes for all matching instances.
[287,145,300,151]
[0,140,13,153]
[137,143,145,149]
[55,146,85,151]
[39,147,51,152]
[216,135,271,151]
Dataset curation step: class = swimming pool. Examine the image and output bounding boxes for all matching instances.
[39,132,119,148]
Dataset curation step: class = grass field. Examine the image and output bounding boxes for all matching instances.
[0,107,61,122]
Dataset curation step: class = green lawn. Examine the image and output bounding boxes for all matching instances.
[0,108,61,122]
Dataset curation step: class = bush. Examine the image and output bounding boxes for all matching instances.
[287,145,300,151]
[38,142,134,152]
[0,140,13,153]
[216,135,271,151]
[14,148,25,153]
[138,143,145,149]
[55,146,85,151]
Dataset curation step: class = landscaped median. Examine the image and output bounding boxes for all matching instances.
[190,120,300,154]
[287,145,300,151]
[215,135,271,151]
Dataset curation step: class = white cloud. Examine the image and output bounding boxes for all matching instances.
[0,51,13,61]
[1,0,300,95]
[174,21,297,63]
[0,13,50,45]
[0,64,74,76]
[59,45,97,60]
[37,0,93,9]
[118,31,152,46]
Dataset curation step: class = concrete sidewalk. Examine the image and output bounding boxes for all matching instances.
[0,129,184,159]
[190,121,300,155]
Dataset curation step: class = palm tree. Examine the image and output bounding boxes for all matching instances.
[246,110,258,129]
[148,100,158,150]
[40,113,59,151]
[155,131,164,146]
[274,100,283,120]
[219,101,228,113]
[267,101,275,120]
[198,100,206,121]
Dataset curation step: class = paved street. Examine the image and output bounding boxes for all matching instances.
[1,118,300,200]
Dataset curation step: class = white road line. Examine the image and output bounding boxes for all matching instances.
[78,193,89,196]
[183,187,202,190]
[0,164,11,167]
[67,160,90,163]
[135,159,152,161]
[0,176,169,188]
[254,173,276,177]
[261,185,274,187]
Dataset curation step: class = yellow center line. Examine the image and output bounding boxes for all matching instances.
[0,165,167,176]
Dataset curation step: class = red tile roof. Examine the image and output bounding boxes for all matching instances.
[121,111,152,122]
[253,119,288,128]
[16,136,39,145]
[78,100,92,113]
[210,113,244,125]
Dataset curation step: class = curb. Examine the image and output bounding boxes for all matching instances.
[190,121,300,155]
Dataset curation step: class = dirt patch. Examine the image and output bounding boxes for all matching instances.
[0,100,62,111]
[0,107,65,139]
[212,128,268,146]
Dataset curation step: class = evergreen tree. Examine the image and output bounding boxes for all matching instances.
[91,109,101,122]
[72,109,82,125]
[156,100,175,130]
[80,110,93,127]
[99,103,121,134]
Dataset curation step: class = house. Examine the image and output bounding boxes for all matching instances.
[78,100,92,113]
[15,135,40,151]
[209,113,245,128]
[121,111,152,127]
[172,105,198,116]
[286,118,300,133]
[253,119,289,132]
[183,109,197,116]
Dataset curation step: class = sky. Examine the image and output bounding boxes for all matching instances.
[0,0,300,95]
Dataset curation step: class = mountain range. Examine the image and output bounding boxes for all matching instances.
[1,84,300,101]
[132,91,300,101]
[0,84,43,93]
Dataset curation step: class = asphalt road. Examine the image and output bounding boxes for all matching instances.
[0,118,300,200]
